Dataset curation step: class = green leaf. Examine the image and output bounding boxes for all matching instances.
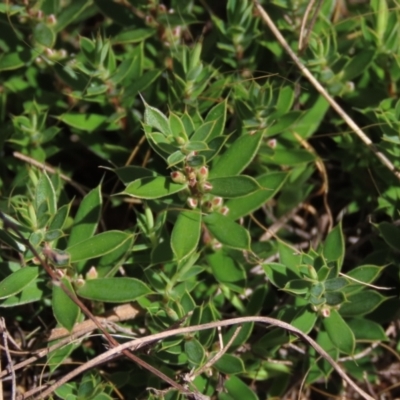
[171,210,202,261]
[122,177,186,199]
[342,50,375,81]
[291,307,318,334]
[203,213,250,250]
[0,267,39,299]
[210,130,263,178]
[184,338,205,366]
[265,149,316,165]
[208,175,260,198]
[35,171,57,217]
[324,277,348,291]
[0,279,44,307]
[339,290,388,317]
[68,231,132,263]
[207,250,246,292]
[113,166,158,185]
[214,354,245,374]
[76,278,152,302]
[55,0,91,31]
[378,221,400,250]
[223,376,259,400]
[323,223,344,266]
[347,318,387,341]
[79,36,96,64]
[169,112,188,141]
[49,203,71,232]
[167,150,186,167]
[122,70,161,103]
[262,262,301,289]
[57,113,108,133]
[283,279,312,295]
[293,95,330,138]
[112,28,156,44]
[34,23,56,48]
[190,121,215,142]
[344,265,383,290]
[183,141,209,152]
[52,278,80,332]
[143,101,171,136]
[322,309,355,355]
[204,100,227,140]
[97,235,134,277]
[226,171,288,220]
[68,185,102,247]
[0,49,33,71]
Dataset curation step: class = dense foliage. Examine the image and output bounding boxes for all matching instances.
[1,0,400,399]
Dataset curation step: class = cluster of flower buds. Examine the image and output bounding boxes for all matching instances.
[170,164,213,197]
[171,159,229,216]
[201,196,229,216]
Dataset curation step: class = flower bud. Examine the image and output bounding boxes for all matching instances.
[47,14,57,25]
[267,138,277,148]
[187,197,198,209]
[171,171,187,184]
[220,206,229,216]
[86,266,98,280]
[74,277,85,288]
[197,166,209,182]
[212,241,222,250]
[212,197,223,207]
[202,201,213,212]
[202,182,213,192]
[320,306,330,318]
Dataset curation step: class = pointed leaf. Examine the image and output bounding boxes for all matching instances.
[224,376,258,400]
[123,177,187,199]
[207,250,246,291]
[339,290,388,317]
[52,278,80,332]
[378,221,400,251]
[49,203,71,232]
[68,185,102,247]
[0,279,44,307]
[210,130,263,178]
[171,210,202,260]
[214,354,245,375]
[169,112,188,141]
[35,171,57,217]
[323,223,344,266]
[112,166,158,185]
[184,338,205,365]
[191,121,215,142]
[0,267,39,299]
[167,151,186,167]
[76,278,152,302]
[226,171,288,219]
[68,231,132,262]
[323,309,355,355]
[143,102,171,136]
[209,175,260,198]
[203,213,250,250]
[205,100,227,140]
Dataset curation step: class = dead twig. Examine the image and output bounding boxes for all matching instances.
[0,318,16,400]
[25,316,374,400]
